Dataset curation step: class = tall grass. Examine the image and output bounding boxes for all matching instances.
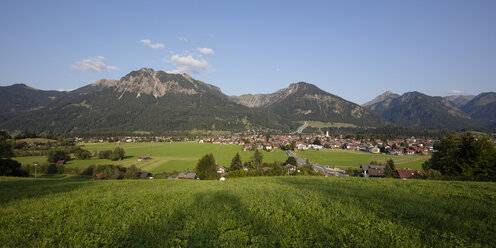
[1,176,495,247]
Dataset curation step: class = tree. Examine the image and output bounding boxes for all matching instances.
[75,148,92,160]
[98,150,113,159]
[195,153,220,180]
[0,159,28,177]
[110,147,125,161]
[125,165,140,179]
[0,141,14,159]
[384,159,398,178]
[47,149,71,163]
[423,132,496,179]
[229,153,243,171]
[284,156,298,167]
[251,149,264,170]
[313,137,321,146]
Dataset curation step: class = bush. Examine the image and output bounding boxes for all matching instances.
[95,165,126,179]
[47,149,71,164]
[124,165,140,179]
[80,165,96,176]
[0,159,28,177]
[346,167,362,177]
[411,169,443,180]
[75,148,92,160]
[110,147,125,161]
[98,150,113,159]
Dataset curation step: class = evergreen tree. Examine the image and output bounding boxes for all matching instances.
[251,149,264,170]
[195,153,220,180]
[229,152,243,171]
[384,159,398,178]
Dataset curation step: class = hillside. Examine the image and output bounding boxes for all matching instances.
[0,68,288,134]
[365,91,474,129]
[0,84,73,113]
[1,176,494,247]
[460,92,496,128]
[232,82,387,127]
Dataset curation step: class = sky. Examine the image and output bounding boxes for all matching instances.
[1,0,495,104]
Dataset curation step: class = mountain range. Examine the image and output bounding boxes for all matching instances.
[0,68,494,134]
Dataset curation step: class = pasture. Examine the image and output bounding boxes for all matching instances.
[14,142,288,173]
[296,149,429,169]
[0,176,494,247]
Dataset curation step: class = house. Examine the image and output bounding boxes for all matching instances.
[262,167,272,172]
[296,144,307,150]
[138,172,152,179]
[369,146,380,154]
[177,172,196,179]
[93,173,104,180]
[137,155,151,162]
[56,160,66,165]
[361,165,386,177]
[396,168,423,179]
[217,165,226,174]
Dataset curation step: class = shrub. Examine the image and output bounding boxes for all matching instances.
[0,159,28,177]
[98,150,112,159]
[75,148,92,160]
[46,149,71,164]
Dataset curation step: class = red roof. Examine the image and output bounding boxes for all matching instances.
[262,167,272,172]
[396,168,423,179]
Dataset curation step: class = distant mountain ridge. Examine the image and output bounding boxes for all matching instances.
[0,68,288,133]
[0,84,73,114]
[1,69,494,134]
[460,92,496,128]
[364,91,474,129]
[444,95,475,107]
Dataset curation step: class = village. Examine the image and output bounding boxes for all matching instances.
[78,131,440,156]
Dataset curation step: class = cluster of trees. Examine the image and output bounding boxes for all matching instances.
[422,132,496,180]
[0,132,27,177]
[194,149,320,180]
[80,164,144,179]
[91,147,125,161]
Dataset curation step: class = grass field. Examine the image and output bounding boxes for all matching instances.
[303,120,358,128]
[14,142,288,173]
[296,149,429,169]
[0,176,494,247]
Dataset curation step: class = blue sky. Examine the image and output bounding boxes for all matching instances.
[1,0,495,104]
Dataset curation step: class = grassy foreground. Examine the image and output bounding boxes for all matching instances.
[296,149,429,169]
[1,176,495,247]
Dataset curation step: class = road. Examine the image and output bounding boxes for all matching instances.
[286,150,346,176]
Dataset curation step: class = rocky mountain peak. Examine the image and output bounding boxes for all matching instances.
[363,90,399,107]
[116,68,199,99]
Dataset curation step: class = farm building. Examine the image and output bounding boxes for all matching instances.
[177,172,196,180]
[396,168,423,179]
[361,165,386,177]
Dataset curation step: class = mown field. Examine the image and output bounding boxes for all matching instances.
[0,176,494,247]
[14,142,288,173]
[296,149,429,169]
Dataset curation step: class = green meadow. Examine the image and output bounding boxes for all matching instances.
[296,149,429,169]
[14,142,288,173]
[0,176,494,247]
